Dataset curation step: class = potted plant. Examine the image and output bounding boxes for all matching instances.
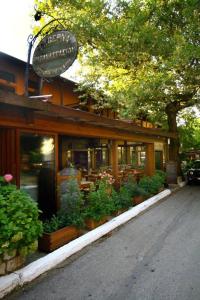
[84,177,116,230]
[155,170,167,191]
[132,185,147,205]
[39,178,84,252]
[112,185,133,215]
[0,175,43,275]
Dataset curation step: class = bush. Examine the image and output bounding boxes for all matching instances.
[123,175,137,197]
[132,185,147,198]
[138,176,156,195]
[43,178,84,233]
[83,178,116,221]
[139,173,165,196]
[0,176,43,257]
[155,170,167,186]
[113,185,133,210]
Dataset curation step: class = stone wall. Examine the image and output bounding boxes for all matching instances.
[0,250,25,275]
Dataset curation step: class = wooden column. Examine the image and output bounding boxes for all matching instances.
[111,140,118,179]
[145,143,155,176]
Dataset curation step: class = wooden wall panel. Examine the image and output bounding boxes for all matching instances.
[0,128,18,183]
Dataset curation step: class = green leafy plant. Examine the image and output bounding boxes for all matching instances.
[122,175,137,197]
[84,178,116,221]
[155,170,167,186]
[138,174,165,196]
[0,176,43,257]
[112,185,133,210]
[43,178,84,233]
[131,185,147,198]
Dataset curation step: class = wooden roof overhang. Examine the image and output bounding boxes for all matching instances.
[0,90,176,142]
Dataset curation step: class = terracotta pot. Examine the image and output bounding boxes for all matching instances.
[133,195,144,205]
[38,226,80,252]
[85,217,108,230]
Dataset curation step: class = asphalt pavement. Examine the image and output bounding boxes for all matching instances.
[6,185,200,300]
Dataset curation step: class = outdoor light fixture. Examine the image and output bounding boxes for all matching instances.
[29,95,52,102]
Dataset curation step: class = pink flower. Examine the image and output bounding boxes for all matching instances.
[4,174,13,183]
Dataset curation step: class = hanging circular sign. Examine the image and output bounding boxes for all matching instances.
[32,30,78,78]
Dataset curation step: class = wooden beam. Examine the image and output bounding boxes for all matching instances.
[0,90,177,138]
[0,110,166,144]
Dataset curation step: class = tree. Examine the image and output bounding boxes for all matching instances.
[178,110,200,152]
[34,0,200,174]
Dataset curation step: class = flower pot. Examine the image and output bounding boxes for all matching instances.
[38,226,80,252]
[133,195,144,205]
[85,216,108,230]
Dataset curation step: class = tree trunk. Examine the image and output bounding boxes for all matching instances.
[165,102,182,176]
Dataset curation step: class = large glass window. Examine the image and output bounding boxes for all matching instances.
[20,132,56,219]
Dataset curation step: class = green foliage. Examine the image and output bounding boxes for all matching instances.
[131,185,147,198]
[138,174,164,196]
[83,178,116,221]
[178,113,200,152]
[0,177,43,256]
[36,0,199,119]
[155,170,167,186]
[122,175,137,197]
[113,186,133,211]
[43,179,84,233]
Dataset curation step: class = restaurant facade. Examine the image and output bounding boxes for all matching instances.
[0,52,176,218]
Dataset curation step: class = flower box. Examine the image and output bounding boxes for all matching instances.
[133,195,144,205]
[85,216,108,230]
[38,226,80,252]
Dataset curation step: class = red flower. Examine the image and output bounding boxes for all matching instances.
[4,174,13,183]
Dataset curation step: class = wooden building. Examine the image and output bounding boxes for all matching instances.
[0,52,175,217]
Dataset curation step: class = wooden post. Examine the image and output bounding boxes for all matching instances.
[145,143,155,176]
[111,140,118,179]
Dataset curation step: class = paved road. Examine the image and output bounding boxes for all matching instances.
[7,185,200,300]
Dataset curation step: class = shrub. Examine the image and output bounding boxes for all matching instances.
[43,178,84,233]
[139,173,165,196]
[0,176,43,257]
[132,185,147,198]
[155,170,167,186]
[113,185,133,209]
[138,176,156,195]
[122,175,137,197]
[84,178,116,221]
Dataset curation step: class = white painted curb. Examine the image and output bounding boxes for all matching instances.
[0,189,171,299]
[0,273,20,299]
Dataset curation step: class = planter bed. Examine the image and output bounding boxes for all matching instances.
[38,226,80,253]
[85,217,108,230]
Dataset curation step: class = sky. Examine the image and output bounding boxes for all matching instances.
[0,0,78,80]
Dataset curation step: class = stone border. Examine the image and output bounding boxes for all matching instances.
[0,189,171,299]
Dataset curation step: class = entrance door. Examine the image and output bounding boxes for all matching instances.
[20,132,56,219]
